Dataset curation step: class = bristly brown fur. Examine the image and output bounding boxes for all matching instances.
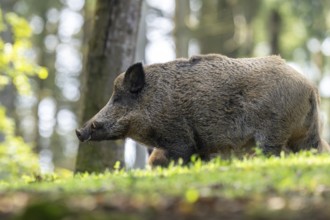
[76,54,330,167]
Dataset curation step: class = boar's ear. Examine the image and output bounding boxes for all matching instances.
[124,62,145,93]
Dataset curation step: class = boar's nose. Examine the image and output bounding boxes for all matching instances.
[75,128,84,141]
[75,128,91,142]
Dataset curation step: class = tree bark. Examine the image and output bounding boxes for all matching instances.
[193,0,260,57]
[174,0,190,57]
[75,0,143,173]
[129,0,148,169]
[196,0,236,56]
[269,9,282,55]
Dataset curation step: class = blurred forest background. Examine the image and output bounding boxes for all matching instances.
[1,0,330,176]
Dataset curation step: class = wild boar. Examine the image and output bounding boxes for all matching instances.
[76,54,329,166]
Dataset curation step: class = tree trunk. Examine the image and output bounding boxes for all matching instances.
[75,0,143,173]
[269,9,282,55]
[193,0,260,57]
[196,0,236,56]
[174,0,190,57]
[128,0,148,169]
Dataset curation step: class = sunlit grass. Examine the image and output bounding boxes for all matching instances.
[1,151,330,219]
[1,151,329,201]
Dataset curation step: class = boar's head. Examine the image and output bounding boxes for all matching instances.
[76,62,146,142]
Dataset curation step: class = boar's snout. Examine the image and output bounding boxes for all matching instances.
[76,120,106,142]
[75,127,91,142]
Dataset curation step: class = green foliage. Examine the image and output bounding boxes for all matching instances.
[0,107,39,181]
[1,152,329,196]
[1,153,330,219]
[0,9,48,95]
[0,9,47,180]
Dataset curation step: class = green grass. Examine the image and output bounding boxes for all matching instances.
[1,151,330,219]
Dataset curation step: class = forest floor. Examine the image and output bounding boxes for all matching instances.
[1,151,330,220]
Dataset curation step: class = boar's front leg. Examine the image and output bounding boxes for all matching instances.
[148,148,169,167]
[146,128,198,167]
[147,146,196,167]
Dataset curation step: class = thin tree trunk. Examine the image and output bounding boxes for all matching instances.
[193,0,260,57]
[174,0,190,57]
[269,9,282,55]
[75,0,143,173]
[129,0,148,169]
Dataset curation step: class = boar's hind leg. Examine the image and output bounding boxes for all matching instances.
[287,129,320,153]
[287,121,323,153]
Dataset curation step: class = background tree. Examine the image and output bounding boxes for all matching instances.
[75,0,143,173]
[174,0,190,57]
[0,9,46,180]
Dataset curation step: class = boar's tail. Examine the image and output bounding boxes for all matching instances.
[312,88,330,152]
[288,88,327,152]
[304,88,327,152]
